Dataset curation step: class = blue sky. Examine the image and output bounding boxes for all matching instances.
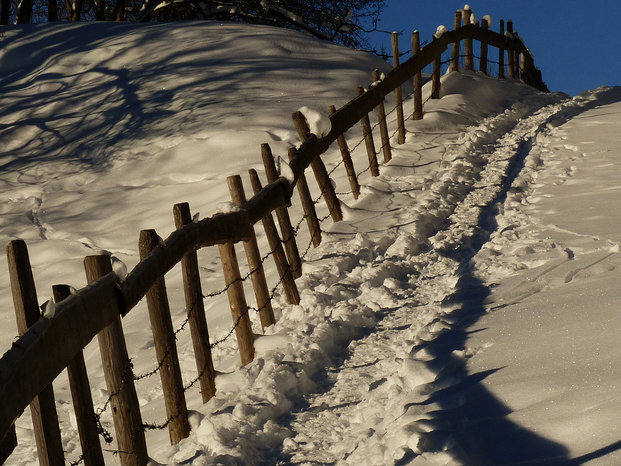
[368,1,621,96]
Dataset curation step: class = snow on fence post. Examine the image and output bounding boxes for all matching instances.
[248,168,300,305]
[372,69,392,162]
[7,240,64,466]
[287,147,322,247]
[292,110,343,222]
[173,202,217,403]
[84,254,148,466]
[480,17,489,74]
[464,7,474,70]
[329,105,360,198]
[138,229,190,445]
[52,284,105,466]
[506,20,516,79]
[412,30,423,120]
[356,86,380,175]
[261,143,302,278]
[391,32,406,145]
[217,233,255,365]
[227,175,275,331]
[450,10,462,72]
[498,19,505,79]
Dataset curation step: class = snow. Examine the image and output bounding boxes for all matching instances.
[1,20,621,466]
[433,25,448,39]
[297,106,332,138]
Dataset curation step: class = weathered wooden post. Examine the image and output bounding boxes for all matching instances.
[357,86,380,175]
[372,69,392,162]
[498,19,505,79]
[227,175,275,331]
[53,284,105,466]
[287,147,322,246]
[507,20,515,79]
[464,6,474,70]
[261,143,303,277]
[391,32,406,144]
[292,110,343,222]
[248,169,300,305]
[7,240,64,466]
[450,10,462,72]
[412,30,423,120]
[84,254,148,466]
[480,17,489,74]
[173,202,216,403]
[431,38,442,99]
[329,105,360,198]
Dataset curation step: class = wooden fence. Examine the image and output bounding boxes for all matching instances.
[0,9,547,465]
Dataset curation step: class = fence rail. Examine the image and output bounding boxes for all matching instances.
[0,8,547,465]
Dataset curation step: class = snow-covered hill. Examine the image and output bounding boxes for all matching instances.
[1,21,620,465]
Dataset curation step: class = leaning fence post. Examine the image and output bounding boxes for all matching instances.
[7,240,64,466]
[498,19,505,79]
[138,229,190,445]
[357,86,380,175]
[217,236,255,365]
[227,175,275,331]
[287,147,322,247]
[329,105,360,198]
[173,203,216,403]
[464,6,474,70]
[450,10,462,72]
[248,169,300,305]
[261,143,302,278]
[480,17,489,74]
[52,284,105,466]
[292,110,343,222]
[412,30,423,120]
[84,254,148,466]
[391,32,406,144]
[372,69,392,162]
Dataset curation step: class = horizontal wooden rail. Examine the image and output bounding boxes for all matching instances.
[0,16,548,449]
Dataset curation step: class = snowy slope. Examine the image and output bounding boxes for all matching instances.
[1,21,620,465]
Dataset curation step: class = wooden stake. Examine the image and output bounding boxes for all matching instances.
[464,7,474,70]
[412,30,423,120]
[292,111,343,222]
[431,43,442,99]
[53,284,105,466]
[372,69,392,162]
[138,230,190,445]
[480,18,489,74]
[84,254,148,466]
[329,105,360,198]
[391,32,406,144]
[173,202,216,403]
[261,143,302,278]
[507,20,515,78]
[498,19,505,79]
[450,10,462,72]
[248,169,300,305]
[217,240,255,365]
[357,86,380,175]
[7,240,64,466]
[288,147,322,246]
[227,175,275,331]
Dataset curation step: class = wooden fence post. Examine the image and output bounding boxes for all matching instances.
[138,230,190,445]
[513,31,521,79]
[431,40,442,99]
[329,105,360,198]
[480,18,489,74]
[357,86,380,175]
[292,110,343,223]
[498,19,505,79]
[173,203,216,403]
[412,30,423,120]
[287,147,322,247]
[248,169,300,305]
[52,284,105,466]
[84,254,148,466]
[7,240,64,466]
[464,7,474,70]
[450,10,462,72]
[391,32,406,144]
[507,20,515,79]
[217,238,255,366]
[261,143,302,278]
[372,69,392,162]
[227,175,275,331]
